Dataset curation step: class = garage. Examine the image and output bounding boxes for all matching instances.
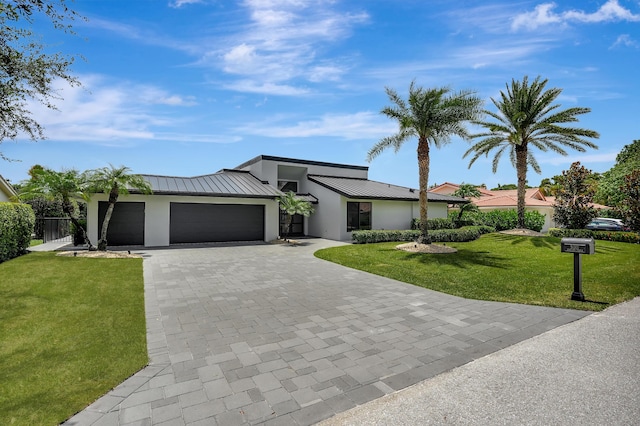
[98,202,145,246]
[170,203,264,244]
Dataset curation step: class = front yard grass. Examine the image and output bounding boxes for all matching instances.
[315,233,640,311]
[0,252,147,426]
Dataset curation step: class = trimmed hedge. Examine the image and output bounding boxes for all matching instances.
[548,228,640,244]
[410,217,457,230]
[0,202,35,263]
[352,226,495,244]
[449,209,546,232]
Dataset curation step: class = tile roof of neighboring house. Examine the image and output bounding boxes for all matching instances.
[544,196,610,210]
[0,174,18,200]
[307,175,469,203]
[473,188,554,207]
[430,182,494,197]
[139,170,283,199]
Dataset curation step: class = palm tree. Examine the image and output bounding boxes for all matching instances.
[278,191,314,240]
[464,76,599,229]
[19,167,94,248]
[89,165,152,251]
[368,81,483,244]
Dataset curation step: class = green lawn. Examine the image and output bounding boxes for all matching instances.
[315,233,640,311]
[0,252,147,426]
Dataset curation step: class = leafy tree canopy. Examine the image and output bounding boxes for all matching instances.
[594,139,640,207]
[490,183,519,191]
[1,0,82,158]
[618,169,640,232]
[553,162,597,229]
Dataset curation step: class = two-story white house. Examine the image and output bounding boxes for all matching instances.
[86,155,466,247]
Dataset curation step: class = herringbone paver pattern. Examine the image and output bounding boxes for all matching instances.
[64,239,589,425]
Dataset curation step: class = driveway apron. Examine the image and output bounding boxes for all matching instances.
[65,239,590,425]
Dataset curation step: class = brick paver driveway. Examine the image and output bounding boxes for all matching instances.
[66,239,589,425]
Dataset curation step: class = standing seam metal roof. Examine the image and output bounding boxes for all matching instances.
[307,175,469,203]
[137,170,282,198]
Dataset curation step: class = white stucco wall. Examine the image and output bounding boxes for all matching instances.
[87,194,279,247]
[306,182,343,240]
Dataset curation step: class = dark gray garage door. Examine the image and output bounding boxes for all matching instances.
[170,203,264,244]
[98,202,145,246]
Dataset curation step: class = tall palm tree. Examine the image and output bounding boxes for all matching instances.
[368,81,483,244]
[19,167,94,248]
[278,191,314,240]
[465,76,599,229]
[89,165,152,251]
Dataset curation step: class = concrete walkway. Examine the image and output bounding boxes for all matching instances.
[64,239,590,425]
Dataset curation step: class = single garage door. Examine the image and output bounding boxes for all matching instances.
[170,203,264,244]
[98,201,145,246]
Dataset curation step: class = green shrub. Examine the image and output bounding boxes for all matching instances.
[548,228,640,244]
[410,217,457,230]
[0,203,35,263]
[450,209,546,232]
[352,226,495,244]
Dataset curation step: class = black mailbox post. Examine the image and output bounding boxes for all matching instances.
[560,238,595,301]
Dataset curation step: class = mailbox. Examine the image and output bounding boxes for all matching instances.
[561,237,595,301]
[560,238,595,255]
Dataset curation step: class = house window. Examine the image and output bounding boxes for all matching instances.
[278,180,298,193]
[347,202,371,232]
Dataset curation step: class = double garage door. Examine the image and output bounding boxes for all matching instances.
[170,203,265,244]
[99,201,265,246]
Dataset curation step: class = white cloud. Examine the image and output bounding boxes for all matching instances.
[512,3,563,31]
[206,1,368,94]
[610,34,639,49]
[239,111,396,140]
[512,0,640,31]
[223,80,310,96]
[21,75,228,144]
[169,0,205,8]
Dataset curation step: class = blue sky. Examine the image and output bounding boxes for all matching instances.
[2,0,638,190]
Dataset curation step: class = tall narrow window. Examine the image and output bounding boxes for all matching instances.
[347,202,372,231]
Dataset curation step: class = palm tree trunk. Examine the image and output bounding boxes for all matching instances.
[286,214,293,240]
[98,202,115,251]
[516,144,528,229]
[98,188,119,251]
[62,198,93,249]
[417,137,431,244]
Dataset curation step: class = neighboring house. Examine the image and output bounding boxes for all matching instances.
[0,174,18,202]
[430,183,557,232]
[86,155,467,246]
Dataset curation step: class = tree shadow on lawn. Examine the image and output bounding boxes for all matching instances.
[402,248,511,270]
[492,233,556,249]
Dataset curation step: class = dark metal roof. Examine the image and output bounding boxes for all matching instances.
[138,170,282,199]
[235,155,368,172]
[294,193,319,204]
[307,175,469,203]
